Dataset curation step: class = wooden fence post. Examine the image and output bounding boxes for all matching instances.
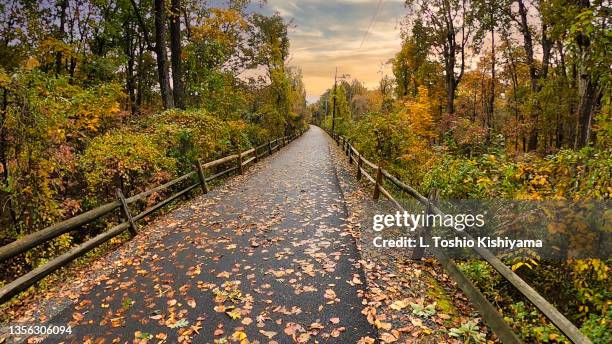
[373,166,383,201]
[412,202,430,260]
[254,146,259,163]
[116,189,138,236]
[413,189,438,259]
[356,154,362,180]
[348,143,353,164]
[336,135,340,146]
[268,140,273,155]
[196,159,209,194]
[237,151,244,174]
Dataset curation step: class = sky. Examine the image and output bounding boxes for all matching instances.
[254,0,407,103]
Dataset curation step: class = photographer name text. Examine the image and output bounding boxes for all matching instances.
[373,236,543,249]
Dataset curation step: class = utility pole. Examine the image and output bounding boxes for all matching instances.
[331,67,337,133]
[323,98,328,126]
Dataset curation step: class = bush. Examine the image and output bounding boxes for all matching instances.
[80,131,176,201]
[0,70,124,234]
[580,309,611,344]
[420,147,611,200]
[144,109,232,172]
[341,96,611,343]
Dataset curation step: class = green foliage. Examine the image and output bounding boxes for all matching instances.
[343,79,610,343]
[1,71,124,233]
[331,85,352,135]
[459,261,504,300]
[80,131,176,201]
[145,109,232,171]
[569,259,610,318]
[346,88,438,186]
[448,320,486,343]
[410,302,437,318]
[504,302,567,343]
[421,147,611,200]
[580,309,611,344]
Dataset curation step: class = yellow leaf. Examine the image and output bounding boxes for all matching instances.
[511,262,524,271]
[390,300,408,311]
[232,330,247,340]
[226,310,241,320]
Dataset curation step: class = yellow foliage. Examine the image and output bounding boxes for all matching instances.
[0,68,10,87]
[24,57,40,71]
[397,86,435,141]
[192,8,247,44]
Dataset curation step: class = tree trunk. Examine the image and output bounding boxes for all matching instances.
[55,0,68,75]
[444,28,457,115]
[153,0,174,109]
[541,26,553,80]
[136,39,145,107]
[517,0,539,151]
[124,19,137,115]
[169,0,185,109]
[574,0,599,149]
[556,115,563,149]
[126,55,137,115]
[446,77,455,115]
[574,78,599,149]
[331,70,337,132]
[487,17,495,136]
[0,88,8,183]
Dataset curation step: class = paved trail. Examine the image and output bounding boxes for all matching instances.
[42,126,375,343]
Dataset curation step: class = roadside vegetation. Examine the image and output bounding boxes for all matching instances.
[0,1,307,295]
[313,1,610,342]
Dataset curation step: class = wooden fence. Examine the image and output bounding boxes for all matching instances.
[327,130,591,344]
[0,129,306,305]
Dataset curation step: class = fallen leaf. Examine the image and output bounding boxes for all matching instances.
[259,330,277,339]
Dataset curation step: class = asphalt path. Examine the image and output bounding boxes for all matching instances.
[41,126,375,344]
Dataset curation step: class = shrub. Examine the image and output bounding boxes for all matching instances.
[0,70,124,234]
[580,309,611,344]
[80,131,176,201]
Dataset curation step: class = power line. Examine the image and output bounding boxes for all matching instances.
[359,0,385,49]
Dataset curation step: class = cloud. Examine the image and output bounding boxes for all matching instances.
[259,0,406,99]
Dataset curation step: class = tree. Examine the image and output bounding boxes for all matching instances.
[472,0,507,138]
[571,0,607,148]
[249,13,296,135]
[332,83,352,134]
[405,0,475,115]
[153,0,174,109]
[515,0,540,150]
[169,0,185,109]
[129,0,174,109]
[393,19,431,98]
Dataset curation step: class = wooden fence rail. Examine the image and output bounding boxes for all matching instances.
[325,129,590,344]
[0,129,306,305]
